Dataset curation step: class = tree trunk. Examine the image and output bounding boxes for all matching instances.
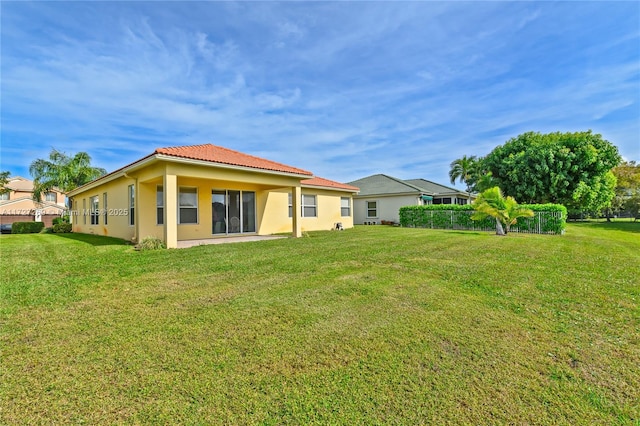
[495,218,506,236]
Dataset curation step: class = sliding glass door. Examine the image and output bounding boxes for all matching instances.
[212,190,227,235]
[242,192,256,233]
[212,190,256,235]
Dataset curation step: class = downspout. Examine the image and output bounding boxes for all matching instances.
[123,173,139,243]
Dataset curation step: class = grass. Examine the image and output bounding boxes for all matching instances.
[1,223,639,424]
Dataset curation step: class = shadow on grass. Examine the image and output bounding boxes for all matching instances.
[570,220,640,234]
[53,233,130,246]
[445,230,487,236]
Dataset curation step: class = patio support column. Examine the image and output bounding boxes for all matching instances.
[164,174,178,249]
[291,185,302,238]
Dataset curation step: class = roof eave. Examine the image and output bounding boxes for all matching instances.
[354,191,424,198]
[302,183,359,193]
[155,154,313,179]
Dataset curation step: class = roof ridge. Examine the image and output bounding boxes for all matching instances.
[155,143,313,176]
[380,174,426,192]
[406,178,461,193]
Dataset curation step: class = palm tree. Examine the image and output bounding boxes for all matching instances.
[471,186,534,236]
[449,155,477,201]
[0,171,10,195]
[29,149,107,202]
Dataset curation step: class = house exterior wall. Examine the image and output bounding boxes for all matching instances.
[71,175,137,242]
[353,194,421,224]
[260,188,354,234]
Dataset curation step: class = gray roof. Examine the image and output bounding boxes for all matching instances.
[347,174,470,197]
[347,174,424,196]
[405,179,464,195]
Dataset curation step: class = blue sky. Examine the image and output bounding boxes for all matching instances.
[2,1,639,187]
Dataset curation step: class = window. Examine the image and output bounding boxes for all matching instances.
[90,196,99,225]
[341,197,351,217]
[0,192,8,200]
[432,198,452,205]
[128,185,135,226]
[103,193,108,225]
[456,198,468,205]
[45,192,57,202]
[288,193,317,218]
[83,199,87,225]
[179,187,198,224]
[302,194,317,217]
[157,185,164,225]
[366,201,378,218]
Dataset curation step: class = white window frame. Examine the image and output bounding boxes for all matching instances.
[288,193,318,218]
[45,192,57,202]
[341,197,351,217]
[179,187,198,224]
[90,195,99,225]
[302,194,317,218]
[128,185,135,226]
[157,185,164,225]
[103,193,108,225]
[366,200,378,218]
[0,192,9,200]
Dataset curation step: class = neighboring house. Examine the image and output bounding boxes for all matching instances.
[66,144,359,248]
[0,176,67,227]
[347,174,475,225]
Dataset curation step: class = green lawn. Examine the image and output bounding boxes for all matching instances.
[1,223,638,424]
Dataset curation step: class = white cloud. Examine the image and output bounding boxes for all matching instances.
[1,1,638,184]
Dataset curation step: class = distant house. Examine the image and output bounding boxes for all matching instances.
[0,177,67,227]
[66,144,359,248]
[347,174,475,225]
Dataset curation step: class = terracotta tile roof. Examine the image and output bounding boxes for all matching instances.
[6,177,35,192]
[302,176,359,192]
[155,144,313,176]
[5,177,64,194]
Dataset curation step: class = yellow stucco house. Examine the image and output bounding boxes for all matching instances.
[67,144,359,248]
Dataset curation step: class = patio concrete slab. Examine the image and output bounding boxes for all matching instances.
[176,235,287,248]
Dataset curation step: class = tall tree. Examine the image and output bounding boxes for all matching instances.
[612,160,640,220]
[449,155,477,199]
[471,186,534,236]
[29,149,106,202]
[481,131,621,214]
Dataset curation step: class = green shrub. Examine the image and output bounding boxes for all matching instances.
[52,223,73,233]
[138,236,166,251]
[52,215,70,226]
[11,221,46,234]
[399,204,567,234]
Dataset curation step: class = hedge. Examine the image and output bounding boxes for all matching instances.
[11,221,46,234]
[399,204,567,235]
[52,223,73,233]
